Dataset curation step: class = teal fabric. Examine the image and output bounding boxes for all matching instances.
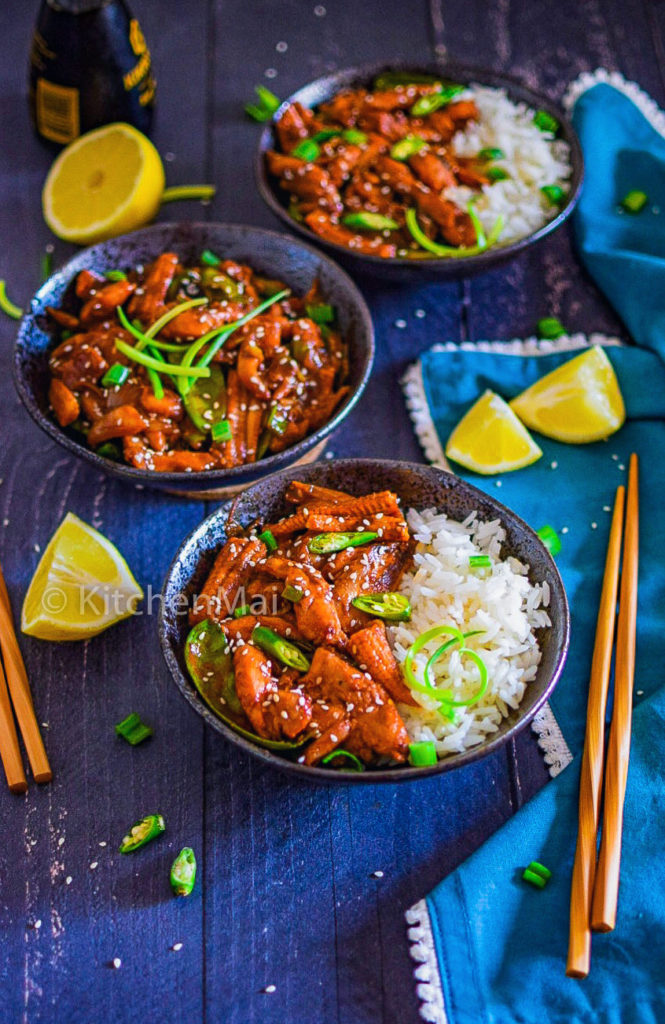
[415,81,665,1021]
[418,344,665,1023]
[573,82,665,358]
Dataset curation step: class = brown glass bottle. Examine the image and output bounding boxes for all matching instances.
[28,0,156,146]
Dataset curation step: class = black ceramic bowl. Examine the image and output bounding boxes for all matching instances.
[13,223,374,498]
[160,459,570,784]
[256,60,584,283]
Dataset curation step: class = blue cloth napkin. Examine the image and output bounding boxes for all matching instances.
[404,76,665,1024]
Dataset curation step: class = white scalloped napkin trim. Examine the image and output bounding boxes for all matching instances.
[563,66,665,137]
[402,334,623,1023]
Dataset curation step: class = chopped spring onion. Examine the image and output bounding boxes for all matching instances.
[351,592,411,621]
[469,555,491,570]
[537,524,562,557]
[41,247,54,281]
[308,531,378,555]
[95,441,121,460]
[265,404,288,435]
[171,847,197,897]
[116,299,208,350]
[479,147,505,161]
[621,189,648,214]
[251,625,310,672]
[161,185,216,203]
[258,529,278,552]
[0,280,23,320]
[321,749,365,772]
[527,860,552,880]
[115,338,211,378]
[194,289,289,370]
[101,363,130,388]
[534,109,559,133]
[522,861,551,888]
[536,316,566,339]
[282,584,303,603]
[105,269,127,281]
[200,249,221,266]
[343,128,367,145]
[406,207,504,258]
[541,184,565,206]
[467,203,486,248]
[245,85,281,121]
[305,302,335,324]
[390,135,426,161]
[291,139,320,162]
[211,419,232,443]
[342,211,399,232]
[115,712,153,746]
[234,605,251,618]
[408,741,437,766]
[486,166,509,182]
[119,813,165,854]
[410,85,465,117]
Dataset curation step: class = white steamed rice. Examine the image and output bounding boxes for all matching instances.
[446,84,572,246]
[388,507,551,756]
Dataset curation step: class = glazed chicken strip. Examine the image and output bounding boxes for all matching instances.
[261,555,347,647]
[349,620,417,706]
[300,647,409,765]
[190,537,267,624]
[233,644,312,741]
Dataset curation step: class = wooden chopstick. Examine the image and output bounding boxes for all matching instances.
[0,564,52,784]
[0,657,27,793]
[566,483,625,979]
[591,453,639,931]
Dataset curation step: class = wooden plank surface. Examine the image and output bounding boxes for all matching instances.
[0,1,661,1021]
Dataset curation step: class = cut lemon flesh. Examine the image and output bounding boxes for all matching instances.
[445,389,543,474]
[21,513,143,641]
[42,122,165,245]
[509,345,625,443]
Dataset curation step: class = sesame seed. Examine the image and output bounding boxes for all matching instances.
[263,984,277,993]
[395,319,407,329]
[66,876,72,885]
[90,861,98,870]
[561,527,569,534]
[371,870,384,878]
[171,942,183,952]
[112,958,122,969]
[636,689,644,696]
[550,461,558,469]
[414,308,426,318]
[591,522,597,529]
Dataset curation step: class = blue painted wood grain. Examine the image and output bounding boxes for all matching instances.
[0,0,660,1021]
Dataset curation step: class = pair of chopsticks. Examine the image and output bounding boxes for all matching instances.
[0,563,51,793]
[567,452,639,978]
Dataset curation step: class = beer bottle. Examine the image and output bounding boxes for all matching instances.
[28,0,156,146]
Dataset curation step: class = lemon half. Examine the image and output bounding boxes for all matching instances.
[509,346,626,443]
[42,122,165,245]
[21,513,143,641]
[445,389,543,474]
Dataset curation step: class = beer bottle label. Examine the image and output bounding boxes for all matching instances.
[35,78,80,144]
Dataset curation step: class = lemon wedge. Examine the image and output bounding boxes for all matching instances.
[445,389,543,474]
[509,345,625,443]
[21,513,143,641]
[42,122,165,245]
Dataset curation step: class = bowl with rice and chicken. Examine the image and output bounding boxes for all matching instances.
[160,459,570,782]
[256,61,583,281]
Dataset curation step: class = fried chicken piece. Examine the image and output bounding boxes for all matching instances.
[190,537,267,624]
[127,252,178,323]
[87,405,149,446]
[284,481,358,506]
[349,620,417,706]
[50,337,108,390]
[304,211,397,259]
[48,379,79,427]
[276,102,314,152]
[233,644,312,741]
[408,151,456,191]
[262,555,347,647]
[80,279,136,325]
[300,647,409,765]
[330,542,413,633]
[415,190,477,247]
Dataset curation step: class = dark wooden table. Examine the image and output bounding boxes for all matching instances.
[1,2,662,1021]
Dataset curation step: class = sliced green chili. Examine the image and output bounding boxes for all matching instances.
[390,135,426,161]
[115,712,153,746]
[408,741,438,766]
[0,280,24,320]
[321,750,365,772]
[119,813,165,853]
[105,269,127,281]
[406,207,504,257]
[351,592,412,621]
[467,203,486,248]
[308,531,378,555]
[101,363,130,388]
[410,85,465,117]
[171,847,197,897]
[342,212,399,232]
[251,626,310,672]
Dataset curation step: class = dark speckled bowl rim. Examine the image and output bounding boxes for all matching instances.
[159,459,570,785]
[256,59,584,275]
[13,222,375,490]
